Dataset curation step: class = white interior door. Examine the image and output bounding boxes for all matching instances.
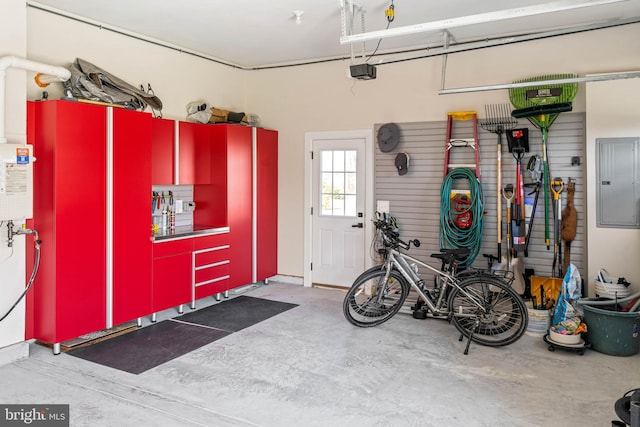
[311,138,365,287]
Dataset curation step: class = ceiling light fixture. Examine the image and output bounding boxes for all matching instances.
[293,10,304,25]
[340,0,628,44]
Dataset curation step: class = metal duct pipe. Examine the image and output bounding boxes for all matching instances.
[0,55,70,143]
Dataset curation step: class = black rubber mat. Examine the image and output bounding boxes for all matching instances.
[174,295,298,332]
[67,320,230,374]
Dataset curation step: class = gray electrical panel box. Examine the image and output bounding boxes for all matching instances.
[596,137,640,228]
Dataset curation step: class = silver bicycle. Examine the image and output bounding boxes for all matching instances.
[343,214,528,354]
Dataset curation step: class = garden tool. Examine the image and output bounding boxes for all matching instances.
[561,179,577,274]
[511,146,526,255]
[504,184,525,294]
[550,178,564,278]
[480,104,518,272]
[510,74,578,249]
[523,155,542,257]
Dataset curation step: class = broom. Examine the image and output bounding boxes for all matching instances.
[509,74,578,251]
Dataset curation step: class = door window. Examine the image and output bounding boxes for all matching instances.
[320,150,357,217]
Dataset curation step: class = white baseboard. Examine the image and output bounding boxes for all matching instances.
[0,341,29,367]
[269,275,303,285]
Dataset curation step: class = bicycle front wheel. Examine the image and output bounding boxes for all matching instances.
[343,269,409,327]
[447,275,528,347]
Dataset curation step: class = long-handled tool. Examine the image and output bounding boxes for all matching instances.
[509,74,578,250]
[561,179,577,274]
[480,104,518,271]
[550,178,564,278]
[503,184,526,295]
[523,155,542,257]
[511,146,527,255]
[503,184,514,267]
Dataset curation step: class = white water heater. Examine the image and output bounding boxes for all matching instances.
[0,143,34,220]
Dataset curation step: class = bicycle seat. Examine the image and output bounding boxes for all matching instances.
[430,248,470,262]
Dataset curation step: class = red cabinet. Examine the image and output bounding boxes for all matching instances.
[151,117,175,184]
[255,128,278,281]
[112,108,153,325]
[179,121,211,185]
[29,101,157,349]
[152,239,192,312]
[29,100,108,344]
[210,125,253,289]
[195,124,278,289]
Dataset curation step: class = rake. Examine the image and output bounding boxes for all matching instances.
[480,104,517,273]
[509,74,578,253]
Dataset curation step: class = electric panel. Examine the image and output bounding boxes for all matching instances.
[0,143,34,220]
[596,137,640,228]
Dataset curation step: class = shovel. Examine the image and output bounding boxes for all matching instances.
[504,184,526,294]
[551,178,564,278]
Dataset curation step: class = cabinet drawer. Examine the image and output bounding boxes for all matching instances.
[195,279,229,299]
[195,262,229,284]
[194,245,230,266]
[193,232,229,250]
[153,238,193,258]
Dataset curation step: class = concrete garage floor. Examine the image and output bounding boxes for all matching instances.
[1,282,638,427]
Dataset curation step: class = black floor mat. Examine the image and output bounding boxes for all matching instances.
[66,296,297,374]
[67,320,229,374]
[175,295,298,332]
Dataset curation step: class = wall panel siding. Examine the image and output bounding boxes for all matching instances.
[374,112,586,286]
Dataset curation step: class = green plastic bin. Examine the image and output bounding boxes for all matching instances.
[582,304,640,357]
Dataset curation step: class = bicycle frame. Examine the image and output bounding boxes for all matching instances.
[380,247,488,317]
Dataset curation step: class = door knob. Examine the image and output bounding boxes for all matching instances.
[352,223,363,228]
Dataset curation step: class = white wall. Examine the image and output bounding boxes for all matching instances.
[2,11,637,352]
[586,77,640,296]
[0,0,28,353]
[26,8,248,120]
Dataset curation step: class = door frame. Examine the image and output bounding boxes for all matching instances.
[303,129,374,288]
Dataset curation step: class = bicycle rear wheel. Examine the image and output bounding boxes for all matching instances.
[447,275,528,347]
[343,269,409,327]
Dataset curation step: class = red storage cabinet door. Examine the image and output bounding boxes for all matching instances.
[153,252,192,312]
[151,118,175,184]
[194,126,227,228]
[112,108,153,325]
[256,128,278,281]
[179,121,211,185]
[32,100,107,343]
[217,125,253,288]
[179,121,196,184]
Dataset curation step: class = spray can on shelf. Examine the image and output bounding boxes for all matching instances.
[161,210,169,230]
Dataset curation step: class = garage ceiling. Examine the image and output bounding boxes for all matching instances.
[29,0,640,68]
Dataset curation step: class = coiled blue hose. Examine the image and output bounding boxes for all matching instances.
[439,168,484,268]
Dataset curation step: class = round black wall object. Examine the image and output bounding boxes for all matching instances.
[377,123,400,152]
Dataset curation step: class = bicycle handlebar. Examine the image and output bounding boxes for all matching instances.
[373,217,420,250]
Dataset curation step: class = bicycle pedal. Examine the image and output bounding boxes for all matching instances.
[412,309,427,320]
